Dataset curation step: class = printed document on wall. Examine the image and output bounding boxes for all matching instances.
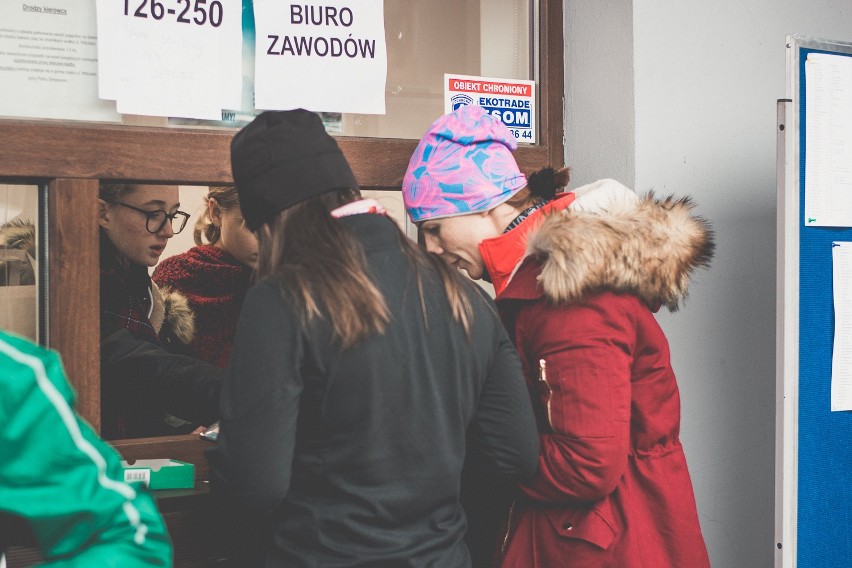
[804,53,852,227]
[95,0,242,120]
[0,1,121,122]
[253,0,387,114]
[832,242,852,410]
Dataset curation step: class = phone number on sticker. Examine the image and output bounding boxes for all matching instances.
[124,0,224,27]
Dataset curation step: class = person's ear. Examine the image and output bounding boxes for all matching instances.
[97,199,111,229]
[208,198,223,227]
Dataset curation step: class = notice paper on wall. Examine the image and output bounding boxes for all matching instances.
[252,0,387,114]
[0,1,121,122]
[832,242,852,410]
[95,0,242,120]
[445,74,536,145]
[804,53,852,227]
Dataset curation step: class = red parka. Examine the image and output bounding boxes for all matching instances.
[485,180,713,567]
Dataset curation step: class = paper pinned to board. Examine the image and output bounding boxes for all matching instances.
[832,242,852,410]
[804,53,852,227]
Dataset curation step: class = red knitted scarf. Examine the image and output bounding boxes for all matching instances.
[152,245,252,368]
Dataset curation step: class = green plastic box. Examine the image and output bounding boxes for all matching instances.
[120,459,195,490]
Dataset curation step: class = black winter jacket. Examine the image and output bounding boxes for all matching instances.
[209,214,538,567]
[100,231,223,439]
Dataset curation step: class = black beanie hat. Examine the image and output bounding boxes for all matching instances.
[230,109,358,231]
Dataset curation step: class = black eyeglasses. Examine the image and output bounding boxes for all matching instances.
[117,202,190,234]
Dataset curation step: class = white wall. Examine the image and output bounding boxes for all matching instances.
[564,1,852,567]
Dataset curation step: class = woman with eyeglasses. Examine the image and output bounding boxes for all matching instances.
[152,186,258,368]
[98,182,223,439]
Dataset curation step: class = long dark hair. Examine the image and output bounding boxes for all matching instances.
[256,189,477,348]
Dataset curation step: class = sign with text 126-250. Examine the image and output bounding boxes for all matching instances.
[444,74,536,144]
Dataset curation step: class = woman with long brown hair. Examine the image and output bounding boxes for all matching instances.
[208,109,538,567]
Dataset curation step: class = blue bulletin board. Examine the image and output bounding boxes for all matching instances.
[777,35,852,568]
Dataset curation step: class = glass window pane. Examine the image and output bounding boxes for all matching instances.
[172,0,537,138]
[1,1,538,141]
[337,0,534,139]
[0,184,40,342]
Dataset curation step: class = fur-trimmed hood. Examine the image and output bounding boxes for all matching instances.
[0,218,36,257]
[0,218,36,286]
[524,179,714,311]
[150,283,196,345]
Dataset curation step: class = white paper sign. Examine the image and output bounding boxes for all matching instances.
[253,0,387,114]
[445,74,536,144]
[832,241,852,410]
[804,53,852,227]
[0,0,120,122]
[96,0,242,120]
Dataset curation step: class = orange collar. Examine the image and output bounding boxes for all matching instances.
[479,192,576,296]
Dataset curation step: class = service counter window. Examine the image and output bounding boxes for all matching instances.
[98,185,415,443]
[0,0,562,468]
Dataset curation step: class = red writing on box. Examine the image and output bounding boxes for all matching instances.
[448,77,531,97]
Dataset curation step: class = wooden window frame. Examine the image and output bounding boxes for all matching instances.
[0,0,562,475]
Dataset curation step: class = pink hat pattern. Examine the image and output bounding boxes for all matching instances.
[402,105,527,222]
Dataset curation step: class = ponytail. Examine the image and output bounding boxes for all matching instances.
[505,166,571,210]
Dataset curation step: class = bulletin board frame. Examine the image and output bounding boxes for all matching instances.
[776,34,852,568]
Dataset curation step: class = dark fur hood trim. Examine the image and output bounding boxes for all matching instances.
[528,181,715,311]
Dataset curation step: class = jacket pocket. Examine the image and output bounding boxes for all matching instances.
[542,502,618,550]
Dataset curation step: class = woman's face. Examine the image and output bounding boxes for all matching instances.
[99,184,181,267]
[419,210,502,280]
[211,200,259,269]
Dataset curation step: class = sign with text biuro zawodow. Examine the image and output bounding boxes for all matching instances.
[254,0,387,114]
[444,74,536,144]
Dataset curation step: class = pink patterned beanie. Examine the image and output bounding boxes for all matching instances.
[402,105,527,222]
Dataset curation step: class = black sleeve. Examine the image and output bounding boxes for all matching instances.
[101,329,223,438]
[208,282,304,513]
[462,320,539,567]
[468,326,539,480]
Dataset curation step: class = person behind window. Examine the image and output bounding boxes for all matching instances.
[401,105,713,567]
[0,330,172,566]
[98,182,222,440]
[208,109,539,568]
[152,186,258,368]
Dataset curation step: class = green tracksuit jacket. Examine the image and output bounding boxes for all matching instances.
[0,331,172,567]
